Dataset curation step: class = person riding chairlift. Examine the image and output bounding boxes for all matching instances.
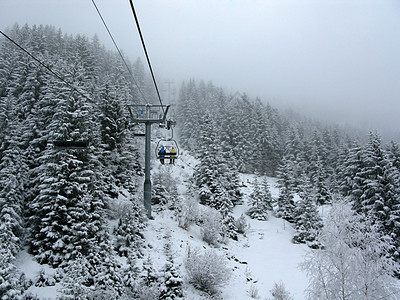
[158,146,166,164]
[169,146,177,165]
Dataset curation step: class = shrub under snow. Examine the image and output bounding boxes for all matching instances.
[185,247,231,295]
[199,206,224,246]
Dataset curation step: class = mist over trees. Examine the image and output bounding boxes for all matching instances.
[176,78,400,297]
[1,24,400,298]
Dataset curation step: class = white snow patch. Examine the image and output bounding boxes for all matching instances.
[140,155,309,299]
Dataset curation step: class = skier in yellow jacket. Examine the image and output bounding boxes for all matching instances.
[169,146,177,165]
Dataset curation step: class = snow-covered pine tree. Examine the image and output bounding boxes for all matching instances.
[276,158,296,222]
[28,80,103,266]
[152,175,170,207]
[338,141,365,203]
[121,252,141,295]
[358,132,388,216]
[136,255,161,299]
[152,166,179,210]
[0,118,26,257]
[386,141,400,172]
[159,233,183,299]
[275,187,295,223]
[176,80,202,151]
[60,254,95,299]
[98,78,128,151]
[220,154,242,206]
[338,133,400,264]
[0,246,27,299]
[95,76,130,202]
[247,177,270,221]
[292,180,323,248]
[62,232,125,298]
[263,103,283,176]
[194,113,234,214]
[383,141,400,261]
[0,123,28,298]
[261,176,274,208]
[113,201,145,257]
[89,236,124,298]
[276,154,296,193]
[310,155,332,205]
[159,260,184,300]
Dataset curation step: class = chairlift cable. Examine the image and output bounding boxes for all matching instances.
[91,0,148,104]
[128,0,165,113]
[0,30,92,103]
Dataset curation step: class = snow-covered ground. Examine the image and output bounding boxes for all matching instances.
[143,152,309,299]
[16,151,310,299]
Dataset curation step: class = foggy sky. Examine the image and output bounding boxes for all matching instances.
[1,0,400,137]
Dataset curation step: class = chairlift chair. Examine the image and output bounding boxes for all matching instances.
[52,140,89,150]
[155,139,179,160]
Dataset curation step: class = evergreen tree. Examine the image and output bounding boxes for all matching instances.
[260,177,274,209]
[310,155,332,205]
[276,157,296,222]
[122,252,141,295]
[136,255,161,299]
[114,202,145,257]
[247,177,272,221]
[61,254,95,299]
[292,181,323,248]
[0,246,27,299]
[159,260,184,299]
[276,155,296,193]
[61,240,124,299]
[275,187,295,223]
[0,121,26,257]
[358,132,388,216]
[152,166,179,210]
[159,234,184,299]
[339,142,365,205]
[28,88,104,266]
[194,114,235,215]
[176,80,202,151]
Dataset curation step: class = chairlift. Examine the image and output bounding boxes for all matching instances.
[52,140,89,150]
[155,116,179,164]
[155,139,179,163]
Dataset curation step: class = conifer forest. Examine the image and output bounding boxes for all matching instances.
[1,24,400,299]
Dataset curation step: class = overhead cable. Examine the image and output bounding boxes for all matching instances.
[0,30,92,102]
[128,0,164,111]
[91,0,148,103]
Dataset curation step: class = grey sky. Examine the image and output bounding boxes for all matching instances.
[1,0,400,137]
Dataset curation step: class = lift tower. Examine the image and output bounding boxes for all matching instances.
[128,104,170,218]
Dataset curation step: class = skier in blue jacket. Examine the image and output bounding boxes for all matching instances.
[158,146,166,164]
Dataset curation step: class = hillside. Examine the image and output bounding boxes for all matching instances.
[147,153,309,299]
[2,24,400,299]
[16,151,309,299]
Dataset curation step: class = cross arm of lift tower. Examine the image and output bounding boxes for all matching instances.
[128,103,175,219]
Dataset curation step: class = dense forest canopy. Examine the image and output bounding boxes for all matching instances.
[1,24,400,298]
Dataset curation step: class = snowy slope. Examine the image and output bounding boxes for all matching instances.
[142,153,309,299]
[15,151,310,299]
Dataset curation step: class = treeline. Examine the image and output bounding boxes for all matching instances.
[177,79,356,177]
